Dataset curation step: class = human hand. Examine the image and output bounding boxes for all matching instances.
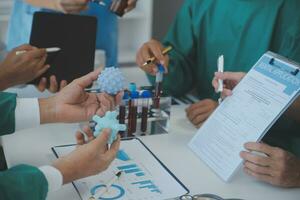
[241,142,300,188]
[124,0,138,13]
[39,68,124,124]
[185,99,218,128]
[55,0,89,13]
[0,44,49,90]
[136,39,169,75]
[37,75,68,93]
[212,71,245,98]
[53,128,120,184]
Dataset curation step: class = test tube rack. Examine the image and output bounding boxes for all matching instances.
[118,96,171,138]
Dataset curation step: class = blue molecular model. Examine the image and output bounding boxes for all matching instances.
[97,67,126,95]
[92,111,127,144]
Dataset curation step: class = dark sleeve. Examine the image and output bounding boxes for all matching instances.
[147,0,197,97]
[0,164,48,200]
[0,92,17,136]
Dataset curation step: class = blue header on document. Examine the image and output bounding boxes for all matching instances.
[253,54,300,95]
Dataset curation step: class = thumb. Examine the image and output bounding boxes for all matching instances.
[91,128,111,152]
[74,68,102,88]
[215,71,245,82]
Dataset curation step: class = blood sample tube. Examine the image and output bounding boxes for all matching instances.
[129,91,139,136]
[140,90,152,134]
[127,83,137,136]
[153,64,165,109]
[118,91,129,137]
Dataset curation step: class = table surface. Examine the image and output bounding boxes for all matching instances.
[2,105,300,200]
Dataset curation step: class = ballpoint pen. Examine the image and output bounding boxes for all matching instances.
[217,55,224,104]
[15,47,61,55]
[142,46,173,67]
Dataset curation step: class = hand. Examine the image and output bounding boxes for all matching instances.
[39,68,123,124]
[212,71,245,98]
[185,99,218,127]
[124,0,138,13]
[53,128,120,184]
[136,39,169,75]
[0,44,49,90]
[241,142,300,188]
[37,75,68,93]
[55,0,89,13]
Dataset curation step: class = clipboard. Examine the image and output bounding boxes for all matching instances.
[189,51,300,182]
[52,138,189,200]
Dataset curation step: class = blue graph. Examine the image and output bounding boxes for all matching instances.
[132,180,161,194]
[116,150,131,161]
[117,164,145,177]
[90,184,125,200]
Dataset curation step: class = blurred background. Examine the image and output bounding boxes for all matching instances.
[0,0,184,66]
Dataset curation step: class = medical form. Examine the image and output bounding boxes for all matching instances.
[189,52,300,182]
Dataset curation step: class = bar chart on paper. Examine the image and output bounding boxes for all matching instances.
[79,141,188,200]
[53,139,188,200]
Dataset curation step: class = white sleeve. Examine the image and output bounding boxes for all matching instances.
[39,165,63,192]
[15,98,40,131]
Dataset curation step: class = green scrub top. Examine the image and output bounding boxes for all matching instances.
[0,92,48,200]
[148,0,300,155]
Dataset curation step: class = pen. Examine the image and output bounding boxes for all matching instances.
[217,55,224,104]
[92,171,123,199]
[15,47,61,55]
[142,46,173,67]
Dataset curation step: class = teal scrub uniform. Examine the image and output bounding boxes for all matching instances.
[147,0,300,156]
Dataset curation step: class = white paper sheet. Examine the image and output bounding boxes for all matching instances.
[53,138,188,200]
[189,52,300,182]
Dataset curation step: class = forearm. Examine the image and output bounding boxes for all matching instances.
[24,0,61,11]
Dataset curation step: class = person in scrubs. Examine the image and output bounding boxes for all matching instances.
[6,0,137,92]
[212,70,300,188]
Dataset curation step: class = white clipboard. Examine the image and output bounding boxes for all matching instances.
[189,52,300,182]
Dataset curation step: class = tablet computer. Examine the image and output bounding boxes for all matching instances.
[29,12,97,86]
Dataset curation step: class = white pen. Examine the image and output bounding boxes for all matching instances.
[92,171,123,199]
[15,47,61,55]
[217,55,224,104]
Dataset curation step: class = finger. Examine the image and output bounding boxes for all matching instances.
[76,131,85,145]
[60,80,68,90]
[49,75,58,93]
[212,77,219,92]
[105,135,121,160]
[115,91,124,106]
[215,71,245,82]
[244,167,274,184]
[35,54,48,70]
[244,161,273,176]
[37,77,47,92]
[244,142,274,156]
[186,105,211,121]
[13,44,35,51]
[240,151,273,167]
[191,112,211,126]
[99,93,114,111]
[36,65,50,79]
[91,128,112,152]
[221,89,233,98]
[73,68,101,88]
[148,43,166,65]
[26,48,47,59]
[82,125,95,142]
